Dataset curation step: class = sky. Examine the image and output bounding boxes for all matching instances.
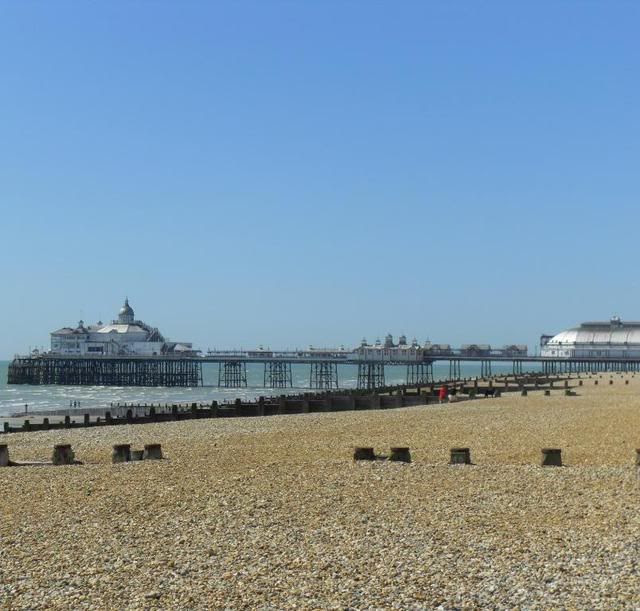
[1,1,639,358]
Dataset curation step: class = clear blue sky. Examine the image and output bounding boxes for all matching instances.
[1,1,639,358]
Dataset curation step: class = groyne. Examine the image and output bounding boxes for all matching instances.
[1,373,577,435]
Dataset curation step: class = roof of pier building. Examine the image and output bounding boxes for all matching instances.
[50,300,166,343]
[546,317,640,346]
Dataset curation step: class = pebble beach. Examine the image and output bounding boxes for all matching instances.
[2,374,640,609]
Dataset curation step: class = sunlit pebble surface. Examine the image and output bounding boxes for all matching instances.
[2,374,640,609]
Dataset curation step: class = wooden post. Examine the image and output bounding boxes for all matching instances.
[450,448,471,465]
[84,413,90,426]
[52,444,75,465]
[353,447,375,461]
[130,449,144,461]
[0,444,9,467]
[143,444,163,460]
[389,447,411,463]
[112,444,131,463]
[541,448,562,467]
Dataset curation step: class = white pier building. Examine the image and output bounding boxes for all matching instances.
[50,298,195,356]
[541,316,640,359]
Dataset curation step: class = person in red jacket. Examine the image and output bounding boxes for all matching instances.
[439,384,448,403]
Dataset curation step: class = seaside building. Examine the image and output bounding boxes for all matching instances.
[355,334,424,362]
[540,316,640,358]
[49,298,195,356]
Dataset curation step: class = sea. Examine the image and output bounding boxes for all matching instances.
[0,360,538,424]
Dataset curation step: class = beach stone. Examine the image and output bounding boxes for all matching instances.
[541,448,562,467]
[450,448,471,465]
[143,444,163,460]
[112,444,131,463]
[52,444,75,465]
[388,447,411,463]
[353,447,375,461]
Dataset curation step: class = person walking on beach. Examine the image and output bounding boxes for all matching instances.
[439,384,448,403]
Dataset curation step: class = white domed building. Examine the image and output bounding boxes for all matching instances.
[50,298,195,356]
[541,317,640,358]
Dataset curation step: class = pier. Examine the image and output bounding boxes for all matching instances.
[8,347,640,388]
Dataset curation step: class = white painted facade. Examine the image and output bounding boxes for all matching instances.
[50,299,193,356]
[541,317,640,358]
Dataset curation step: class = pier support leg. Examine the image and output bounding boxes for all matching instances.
[357,362,385,390]
[264,361,293,388]
[449,360,461,380]
[406,362,433,385]
[218,361,248,388]
[309,362,339,390]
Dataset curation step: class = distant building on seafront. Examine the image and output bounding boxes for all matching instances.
[541,316,640,358]
[49,298,196,356]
